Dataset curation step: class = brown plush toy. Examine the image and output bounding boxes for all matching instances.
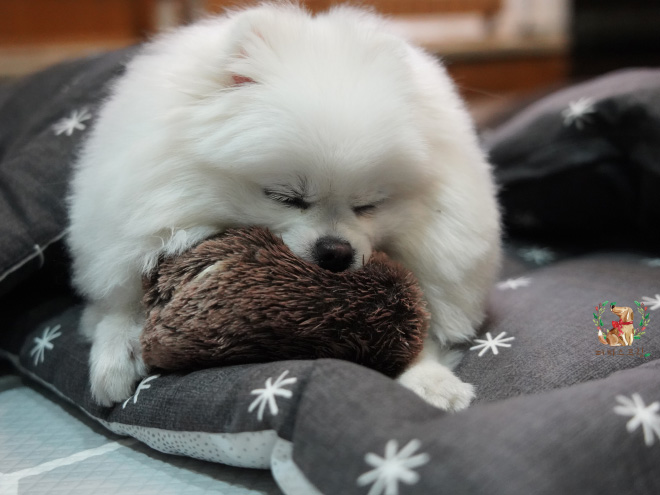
[141,227,429,377]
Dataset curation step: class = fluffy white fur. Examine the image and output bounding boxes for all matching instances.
[67,2,501,409]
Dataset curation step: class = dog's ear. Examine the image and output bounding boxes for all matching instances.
[223,4,306,88]
[223,22,262,88]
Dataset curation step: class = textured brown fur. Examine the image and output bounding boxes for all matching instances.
[141,227,429,377]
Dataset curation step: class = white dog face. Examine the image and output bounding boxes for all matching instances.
[207,117,435,272]
[258,174,387,271]
[251,167,414,272]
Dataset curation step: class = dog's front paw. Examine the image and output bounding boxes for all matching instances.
[397,360,474,412]
[89,348,147,406]
[88,331,147,407]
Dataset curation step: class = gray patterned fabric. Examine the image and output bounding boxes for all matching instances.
[484,68,660,250]
[456,253,658,403]
[0,48,137,297]
[1,52,660,494]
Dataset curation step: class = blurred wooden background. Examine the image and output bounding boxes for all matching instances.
[0,0,507,46]
[205,0,502,15]
[0,0,569,119]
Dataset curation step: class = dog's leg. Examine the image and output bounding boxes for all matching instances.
[395,275,492,411]
[84,305,147,406]
[387,197,500,410]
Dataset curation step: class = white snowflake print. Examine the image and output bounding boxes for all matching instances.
[357,438,429,495]
[122,374,160,409]
[518,246,555,265]
[52,108,92,136]
[561,97,596,129]
[497,276,532,290]
[248,370,297,421]
[470,331,515,357]
[614,393,660,447]
[641,295,660,311]
[30,325,62,365]
[642,258,660,268]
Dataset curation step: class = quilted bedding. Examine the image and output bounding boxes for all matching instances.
[1,49,659,494]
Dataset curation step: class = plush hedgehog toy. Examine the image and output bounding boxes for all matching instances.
[141,227,429,377]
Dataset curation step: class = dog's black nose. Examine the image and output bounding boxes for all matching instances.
[314,236,354,273]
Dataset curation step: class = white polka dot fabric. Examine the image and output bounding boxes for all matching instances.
[104,424,277,469]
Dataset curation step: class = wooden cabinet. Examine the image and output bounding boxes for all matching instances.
[0,0,159,45]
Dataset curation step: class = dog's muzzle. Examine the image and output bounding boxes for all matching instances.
[313,236,354,273]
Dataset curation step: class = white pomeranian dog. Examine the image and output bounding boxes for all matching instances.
[67,2,500,409]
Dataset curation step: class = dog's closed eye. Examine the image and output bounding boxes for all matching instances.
[353,204,377,216]
[353,197,387,216]
[264,189,310,210]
